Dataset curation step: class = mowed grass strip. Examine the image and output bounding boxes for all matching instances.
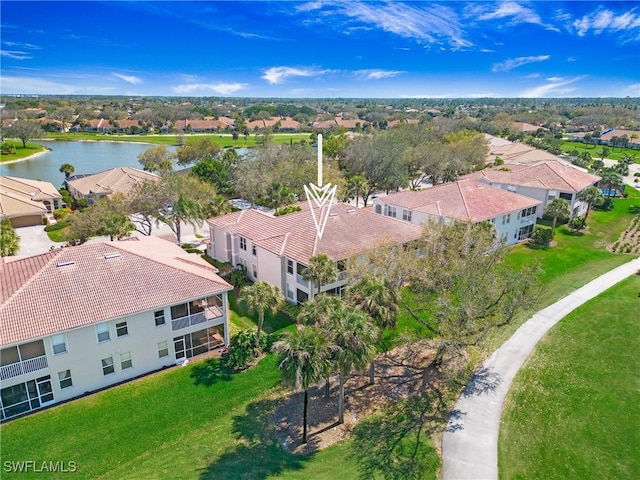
[499,274,640,480]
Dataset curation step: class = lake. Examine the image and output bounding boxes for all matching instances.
[0,141,179,186]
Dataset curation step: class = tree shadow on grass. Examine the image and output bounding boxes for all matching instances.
[198,398,313,480]
[190,358,233,386]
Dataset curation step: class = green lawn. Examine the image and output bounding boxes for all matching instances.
[506,186,640,306]
[499,274,640,480]
[559,140,640,162]
[40,132,312,148]
[0,141,48,162]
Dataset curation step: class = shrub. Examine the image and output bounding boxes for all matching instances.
[44,218,70,232]
[221,330,269,370]
[567,216,587,231]
[76,198,90,211]
[274,205,302,216]
[494,157,504,166]
[532,228,553,247]
[53,207,71,220]
[596,198,615,211]
[1,143,16,155]
[229,265,251,290]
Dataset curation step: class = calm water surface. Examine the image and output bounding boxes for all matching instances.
[1,141,178,186]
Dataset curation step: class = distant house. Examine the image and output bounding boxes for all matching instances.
[0,236,232,420]
[372,179,542,245]
[65,167,159,200]
[206,203,422,304]
[599,129,640,147]
[485,134,568,166]
[0,176,63,227]
[464,161,601,218]
[511,122,547,134]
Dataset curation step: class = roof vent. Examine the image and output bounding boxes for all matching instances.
[329,212,338,217]
[347,209,355,213]
[56,261,75,267]
[104,252,121,259]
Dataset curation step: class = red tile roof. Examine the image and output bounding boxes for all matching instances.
[377,179,541,223]
[207,202,422,265]
[465,161,601,192]
[0,237,231,346]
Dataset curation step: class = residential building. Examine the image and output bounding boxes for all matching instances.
[0,236,232,420]
[206,202,422,304]
[372,179,542,245]
[65,167,159,200]
[465,161,601,218]
[485,134,570,166]
[0,176,63,227]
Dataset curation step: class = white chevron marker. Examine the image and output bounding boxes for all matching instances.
[304,134,336,239]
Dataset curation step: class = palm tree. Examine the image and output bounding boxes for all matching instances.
[599,168,624,197]
[347,175,368,208]
[297,293,342,398]
[0,219,20,257]
[329,308,378,424]
[59,163,75,179]
[302,254,338,297]
[101,214,135,241]
[578,186,604,221]
[545,198,572,237]
[596,146,610,161]
[273,326,333,443]
[346,277,400,384]
[240,281,284,349]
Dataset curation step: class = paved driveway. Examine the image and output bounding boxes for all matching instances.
[14,224,63,258]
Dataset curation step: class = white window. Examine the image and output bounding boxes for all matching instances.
[102,357,115,375]
[506,213,511,224]
[96,323,110,343]
[252,264,257,279]
[402,209,412,222]
[286,283,294,299]
[239,236,247,250]
[116,321,128,337]
[252,244,256,256]
[154,310,166,326]
[287,259,294,275]
[120,352,132,370]
[58,370,73,389]
[51,333,67,355]
[158,341,169,358]
[387,206,397,218]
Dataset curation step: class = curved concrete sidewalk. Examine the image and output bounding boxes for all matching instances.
[442,257,640,480]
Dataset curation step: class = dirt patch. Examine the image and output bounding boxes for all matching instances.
[273,340,438,454]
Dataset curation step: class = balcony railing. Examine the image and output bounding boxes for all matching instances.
[296,274,309,287]
[0,355,48,381]
[171,307,223,331]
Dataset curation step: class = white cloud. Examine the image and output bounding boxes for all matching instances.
[172,82,247,95]
[112,73,142,85]
[308,1,472,48]
[623,83,640,96]
[0,49,32,60]
[572,8,640,36]
[354,69,404,80]
[492,55,550,72]
[519,76,585,97]
[262,66,329,85]
[0,76,81,94]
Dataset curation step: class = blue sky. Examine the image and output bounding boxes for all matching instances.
[1,1,639,98]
